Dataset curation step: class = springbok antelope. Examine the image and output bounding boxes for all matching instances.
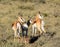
[12,16,25,38]
[12,21,21,37]
[20,19,33,43]
[29,13,46,36]
[21,19,31,37]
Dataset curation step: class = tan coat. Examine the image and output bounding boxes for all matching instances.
[33,14,42,28]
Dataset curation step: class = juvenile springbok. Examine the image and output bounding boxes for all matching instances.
[12,16,25,38]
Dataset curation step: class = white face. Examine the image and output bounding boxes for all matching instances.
[30,19,33,24]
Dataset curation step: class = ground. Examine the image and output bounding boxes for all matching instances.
[0,0,60,47]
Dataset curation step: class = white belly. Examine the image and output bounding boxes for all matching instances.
[23,23,28,28]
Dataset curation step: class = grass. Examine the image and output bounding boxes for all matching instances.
[0,0,60,47]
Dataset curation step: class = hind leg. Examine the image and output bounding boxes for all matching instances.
[14,30,18,38]
[37,27,42,35]
[41,21,46,33]
[41,26,46,33]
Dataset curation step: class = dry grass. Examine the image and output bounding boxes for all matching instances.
[0,0,60,47]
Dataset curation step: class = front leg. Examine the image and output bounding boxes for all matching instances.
[17,23,21,37]
[32,24,36,36]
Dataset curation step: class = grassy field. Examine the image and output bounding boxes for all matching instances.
[0,0,60,47]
